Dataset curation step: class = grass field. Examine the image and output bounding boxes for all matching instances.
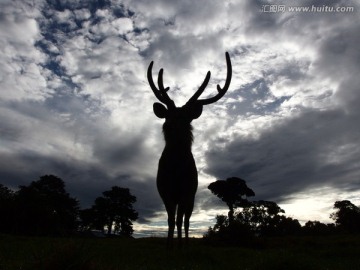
[1,234,359,270]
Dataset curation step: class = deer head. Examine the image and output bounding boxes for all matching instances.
[147,52,232,125]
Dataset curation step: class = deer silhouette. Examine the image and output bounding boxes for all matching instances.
[148,52,232,247]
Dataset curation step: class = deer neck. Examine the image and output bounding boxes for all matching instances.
[162,123,194,152]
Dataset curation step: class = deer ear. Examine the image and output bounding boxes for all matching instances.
[189,104,203,119]
[153,102,168,118]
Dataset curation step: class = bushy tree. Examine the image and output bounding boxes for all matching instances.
[303,220,336,235]
[79,208,104,232]
[205,199,302,245]
[236,200,301,236]
[208,177,255,224]
[330,200,360,233]
[237,200,284,235]
[204,214,253,246]
[275,216,302,236]
[15,175,79,236]
[80,186,138,236]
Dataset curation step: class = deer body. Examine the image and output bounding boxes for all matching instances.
[148,52,232,247]
[157,115,198,246]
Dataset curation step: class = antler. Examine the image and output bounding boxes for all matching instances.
[147,61,175,109]
[186,52,232,106]
[148,52,232,108]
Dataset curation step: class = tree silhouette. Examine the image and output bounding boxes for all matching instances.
[236,200,301,236]
[205,200,301,245]
[204,214,253,246]
[81,186,138,236]
[330,200,360,233]
[0,184,15,233]
[237,200,284,235]
[79,208,105,232]
[15,175,79,236]
[208,177,255,224]
[303,220,335,235]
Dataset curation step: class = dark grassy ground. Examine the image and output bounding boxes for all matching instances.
[1,234,359,270]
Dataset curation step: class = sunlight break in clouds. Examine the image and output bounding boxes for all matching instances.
[0,0,360,237]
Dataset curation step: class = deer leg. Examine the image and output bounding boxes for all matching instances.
[165,203,176,249]
[184,202,194,245]
[184,215,190,242]
[176,205,185,247]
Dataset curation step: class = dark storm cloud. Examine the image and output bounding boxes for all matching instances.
[0,148,162,220]
[0,97,160,219]
[205,107,360,202]
[226,79,290,116]
[315,24,360,115]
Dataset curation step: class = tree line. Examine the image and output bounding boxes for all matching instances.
[1,175,359,240]
[0,175,138,237]
[205,177,360,245]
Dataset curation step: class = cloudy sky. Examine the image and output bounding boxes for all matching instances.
[1,0,359,237]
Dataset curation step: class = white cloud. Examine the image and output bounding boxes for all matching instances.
[73,8,91,21]
[112,17,133,34]
[0,3,50,101]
